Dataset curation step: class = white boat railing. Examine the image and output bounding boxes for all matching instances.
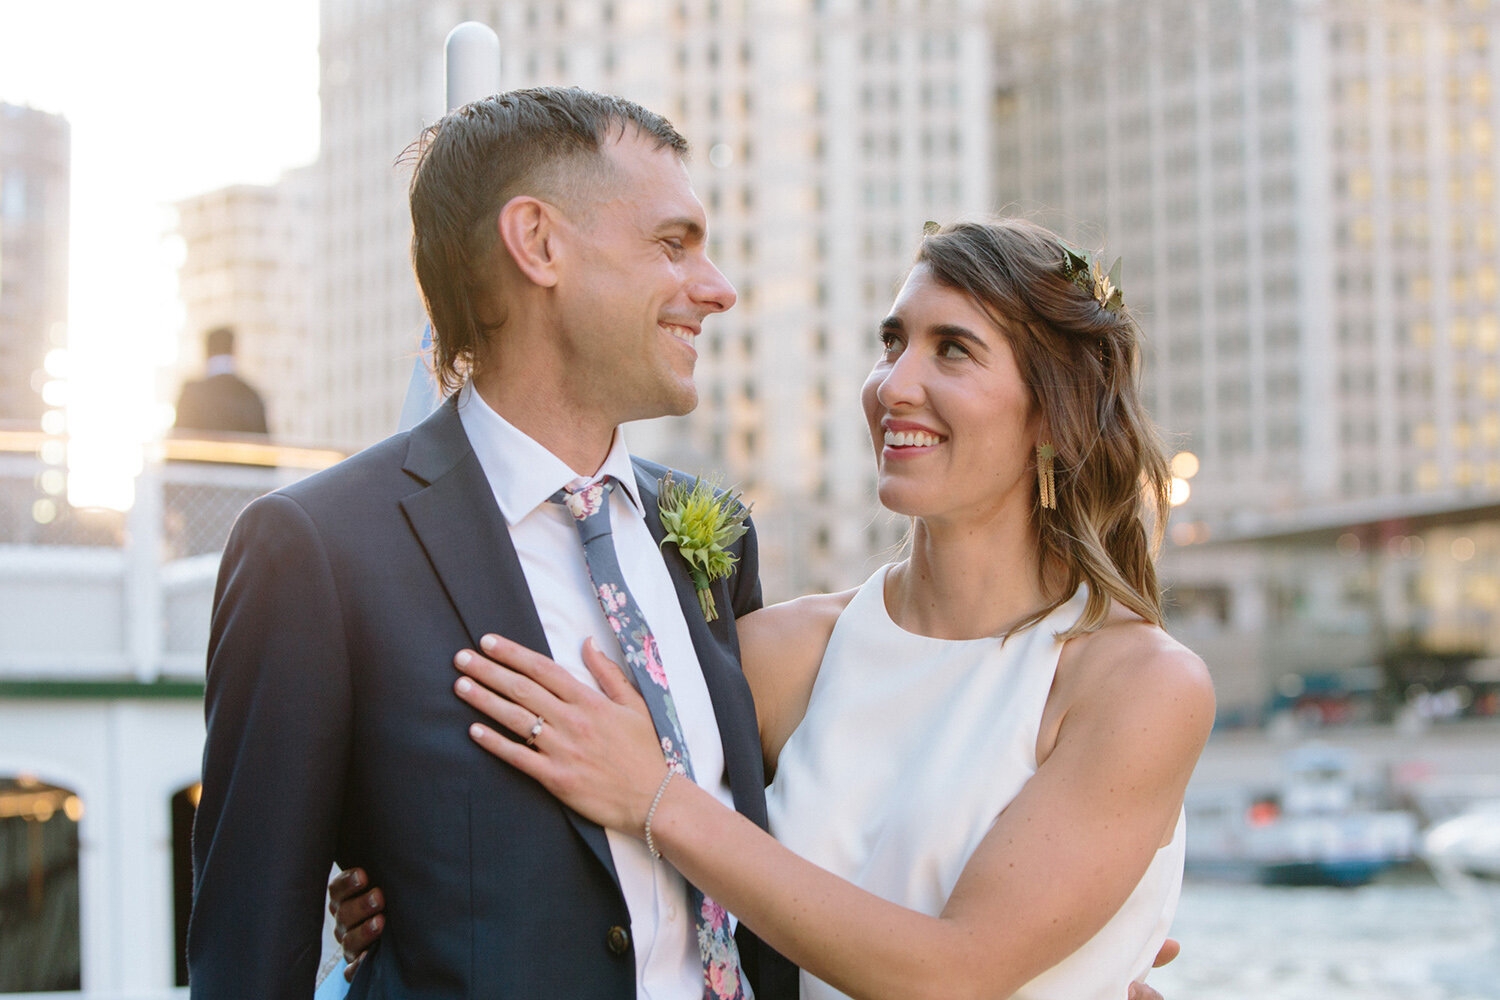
[0,432,344,686]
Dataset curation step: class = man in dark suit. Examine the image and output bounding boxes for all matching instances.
[188,88,795,999]
[173,326,270,436]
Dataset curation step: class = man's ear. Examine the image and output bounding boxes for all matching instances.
[496,196,561,288]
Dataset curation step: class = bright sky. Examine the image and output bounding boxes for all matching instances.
[0,0,319,506]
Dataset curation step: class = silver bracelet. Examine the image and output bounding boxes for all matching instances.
[644,770,676,860]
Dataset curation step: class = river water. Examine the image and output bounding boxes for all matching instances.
[1147,870,1500,999]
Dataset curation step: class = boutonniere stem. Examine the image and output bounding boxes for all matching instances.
[657,473,752,622]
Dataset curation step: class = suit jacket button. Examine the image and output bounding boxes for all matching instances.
[606,925,631,956]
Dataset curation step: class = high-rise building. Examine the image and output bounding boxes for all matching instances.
[995,0,1500,524]
[991,0,1500,712]
[313,0,435,452]
[172,168,316,442]
[313,0,996,598]
[0,103,69,425]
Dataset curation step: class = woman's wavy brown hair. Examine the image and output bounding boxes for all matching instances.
[915,219,1172,639]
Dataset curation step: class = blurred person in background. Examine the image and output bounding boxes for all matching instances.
[172,325,269,436]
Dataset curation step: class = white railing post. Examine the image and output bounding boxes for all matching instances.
[124,459,164,682]
[445,21,501,113]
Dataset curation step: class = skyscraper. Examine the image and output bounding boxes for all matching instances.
[0,103,69,425]
[993,0,1500,529]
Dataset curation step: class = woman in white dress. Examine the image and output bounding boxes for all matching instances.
[335,218,1213,999]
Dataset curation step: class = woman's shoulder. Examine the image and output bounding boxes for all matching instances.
[1065,613,1208,681]
[744,589,859,643]
[1044,613,1215,757]
[739,588,861,773]
[739,589,859,691]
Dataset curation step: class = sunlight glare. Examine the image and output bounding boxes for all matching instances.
[64,318,158,512]
[1168,476,1192,507]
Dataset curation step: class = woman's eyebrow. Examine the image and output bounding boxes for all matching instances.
[930,323,988,350]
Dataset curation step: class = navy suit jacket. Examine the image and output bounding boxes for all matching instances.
[188,399,796,999]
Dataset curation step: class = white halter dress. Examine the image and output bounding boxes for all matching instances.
[765,566,1184,1000]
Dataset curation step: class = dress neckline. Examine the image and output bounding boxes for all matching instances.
[872,563,1086,645]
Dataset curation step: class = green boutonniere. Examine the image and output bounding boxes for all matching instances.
[657,472,752,623]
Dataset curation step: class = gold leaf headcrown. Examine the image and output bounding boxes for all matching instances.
[1059,243,1124,314]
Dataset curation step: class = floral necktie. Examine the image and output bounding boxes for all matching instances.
[550,477,751,1000]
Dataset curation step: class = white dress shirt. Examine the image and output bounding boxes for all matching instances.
[457,384,735,999]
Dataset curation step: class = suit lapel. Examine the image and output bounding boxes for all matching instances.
[635,464,769,829]
[399,400,619,882]
[398,404,545,654]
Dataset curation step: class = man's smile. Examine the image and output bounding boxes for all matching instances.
[659,322,698,346]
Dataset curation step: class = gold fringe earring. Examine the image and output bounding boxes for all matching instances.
[1036,443,1057,510]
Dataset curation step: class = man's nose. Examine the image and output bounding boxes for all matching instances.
[692,256,737,314]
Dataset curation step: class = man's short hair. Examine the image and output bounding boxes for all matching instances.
[406,87,689,393]
[205,326,236,359]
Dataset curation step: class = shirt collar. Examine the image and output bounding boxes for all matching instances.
[455,382,643,525]
[205,355,236,377]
